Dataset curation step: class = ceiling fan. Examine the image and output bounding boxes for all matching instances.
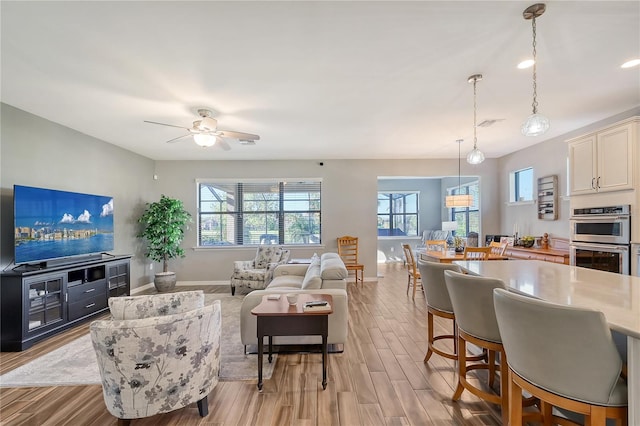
[144,109,260,150]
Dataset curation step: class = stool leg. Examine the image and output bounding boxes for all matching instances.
[509,369,523,426]
[541,401,553,426]
[424,311,434,362]
[488,350,496,388]
[587,407,607,426]
[499,349,509,426]
[452,333,466,401]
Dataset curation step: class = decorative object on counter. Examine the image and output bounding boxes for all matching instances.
[541,233,549,249]
[445,140,473,208]
[521,3,550,137]
[520,236,535,248]
[466,74,485,165]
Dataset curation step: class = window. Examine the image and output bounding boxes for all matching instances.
[377,192,419,237]
[449,181,479,237]
[509,167,534,202]
[197,180,321,246]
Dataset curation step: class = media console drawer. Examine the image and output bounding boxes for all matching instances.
[68,294,108,321]
[68,279,107,303]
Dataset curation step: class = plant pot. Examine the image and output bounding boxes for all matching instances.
[455,247,464,253]
[154,272,176,292]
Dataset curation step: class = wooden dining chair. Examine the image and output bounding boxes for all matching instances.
[425,240,447,251]
[489,241,508,256]
[462,246,492,260]
[402,244,421,300]
[337,235,364,286]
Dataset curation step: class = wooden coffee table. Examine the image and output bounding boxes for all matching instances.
[251,293,333,391]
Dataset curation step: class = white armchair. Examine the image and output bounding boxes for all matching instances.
[230,246,290,295]
[90,291,221,425]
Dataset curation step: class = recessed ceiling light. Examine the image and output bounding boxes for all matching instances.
[621,59,640,68]
[517,59,535,69]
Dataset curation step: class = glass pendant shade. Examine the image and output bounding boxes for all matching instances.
[466,147,485,165]
[193,133,216,147]
[521,113,550,136]
[445,194,473,208]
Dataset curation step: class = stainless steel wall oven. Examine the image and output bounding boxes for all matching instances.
[569,205,630,275]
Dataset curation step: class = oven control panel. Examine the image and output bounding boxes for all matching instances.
[572,205,630,216]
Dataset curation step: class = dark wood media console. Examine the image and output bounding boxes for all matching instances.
[1,254,131,351]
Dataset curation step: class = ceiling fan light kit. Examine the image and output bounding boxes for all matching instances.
[144,108,259,150]
[466,73,485,165]
[521,3,550,137]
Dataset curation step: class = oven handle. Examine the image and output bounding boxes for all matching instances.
[569,215,629,221]
[570,242,629,252]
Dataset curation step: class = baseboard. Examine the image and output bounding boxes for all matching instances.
[131,280,230,294]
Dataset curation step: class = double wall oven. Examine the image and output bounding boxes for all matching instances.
[569,205,630,275]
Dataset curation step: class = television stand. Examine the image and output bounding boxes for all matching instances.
[1,254,131,351]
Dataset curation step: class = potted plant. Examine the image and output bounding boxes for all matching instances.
[138,195,192,292]
[454,236,465,253]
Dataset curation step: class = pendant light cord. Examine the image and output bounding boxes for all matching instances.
[457,139,462,191]
[473,78,478,149]
[531,16,538,114]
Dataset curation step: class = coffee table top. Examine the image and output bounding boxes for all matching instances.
[251,294,333,316]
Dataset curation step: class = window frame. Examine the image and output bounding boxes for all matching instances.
[377,191,420,238]
[196,179,322,247]
[509,167,534,203]
[447,180,480,237]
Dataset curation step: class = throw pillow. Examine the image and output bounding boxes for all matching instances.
[301,258,322,289]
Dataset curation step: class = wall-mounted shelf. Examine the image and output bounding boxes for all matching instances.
[537,175,558,220]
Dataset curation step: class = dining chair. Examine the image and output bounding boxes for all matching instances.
[444,270,509,425]
[337,235,364,286]
[489,241,508,256]
[401,244,421,300]
[463,246,492,260]
[494,288,628,426]
[425,239,447,251]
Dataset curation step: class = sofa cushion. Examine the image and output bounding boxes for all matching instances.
[321,254,348,280]
[302,257,322,289]
[268,275,304,289]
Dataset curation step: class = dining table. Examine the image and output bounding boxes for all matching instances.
[454,259,640,425]
[418,249,508,263]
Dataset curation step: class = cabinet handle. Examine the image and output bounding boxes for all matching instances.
[596,176,601,189]
[591,177,596,189]
[84,288,95,293]
[85,303,96,309]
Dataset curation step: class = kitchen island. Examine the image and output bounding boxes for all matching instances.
[454,260,640,424]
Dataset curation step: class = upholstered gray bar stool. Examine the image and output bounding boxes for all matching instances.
[417,260,486,365]
[444,270,509,425]
[493,288,628,426]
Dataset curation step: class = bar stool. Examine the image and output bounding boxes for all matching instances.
[417,260,485,366]
[493,288,628,426]
[444,270,509,425]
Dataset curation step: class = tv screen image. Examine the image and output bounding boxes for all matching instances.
[14,185,114,265]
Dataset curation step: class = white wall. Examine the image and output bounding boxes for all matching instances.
[0,104,157,289]
[154,158,500,281]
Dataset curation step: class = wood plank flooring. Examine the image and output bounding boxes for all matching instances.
[0,263,504,425]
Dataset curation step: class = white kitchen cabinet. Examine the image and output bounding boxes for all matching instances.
[568,118,636,196]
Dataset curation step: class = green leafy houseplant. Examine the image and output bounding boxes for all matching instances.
[138,195,192,274]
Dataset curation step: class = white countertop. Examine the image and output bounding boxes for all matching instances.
[454,260,640,339]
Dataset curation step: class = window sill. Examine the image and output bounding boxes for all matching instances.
[193,244,325,251]
[377,236,421,240]
[506,200,535,206]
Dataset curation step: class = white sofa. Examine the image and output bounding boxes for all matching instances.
[240,253,349,347]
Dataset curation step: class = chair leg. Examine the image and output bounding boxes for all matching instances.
[452,333,466,401]
[424,311,434,362]
[488,350,496,388]
[197,395,209,417]
[586,406,606,426]
[541,401,553,426]
[230,284,235,296]
[509,369,524,426]
[406,274,410,295]
[412,277,417,300]
[499,349,509,426]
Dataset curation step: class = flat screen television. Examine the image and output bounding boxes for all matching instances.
[14,185,114,266]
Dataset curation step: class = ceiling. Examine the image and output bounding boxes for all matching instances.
[2,1,639,161]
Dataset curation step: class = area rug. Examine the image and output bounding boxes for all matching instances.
[0,293,275,387]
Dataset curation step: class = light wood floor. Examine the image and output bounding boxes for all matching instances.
[0,263,504,425]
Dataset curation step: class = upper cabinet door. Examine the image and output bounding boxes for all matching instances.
[568,134,597,195]
[596,122,634,193]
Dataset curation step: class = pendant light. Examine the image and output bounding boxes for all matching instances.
[521,3,550,137]
[445,139,473,208]
[466,74,485,165]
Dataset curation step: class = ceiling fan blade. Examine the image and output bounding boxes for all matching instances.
[217,129,260,141]
[216,138,232,151]
[165,134,190,144]
[144,120,190,130]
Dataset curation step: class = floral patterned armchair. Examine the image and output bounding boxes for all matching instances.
[230,246,291,295]
[90,291,221,425]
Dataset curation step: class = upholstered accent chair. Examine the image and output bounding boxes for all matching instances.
[230,246,291,295]
[90,291,222,426]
